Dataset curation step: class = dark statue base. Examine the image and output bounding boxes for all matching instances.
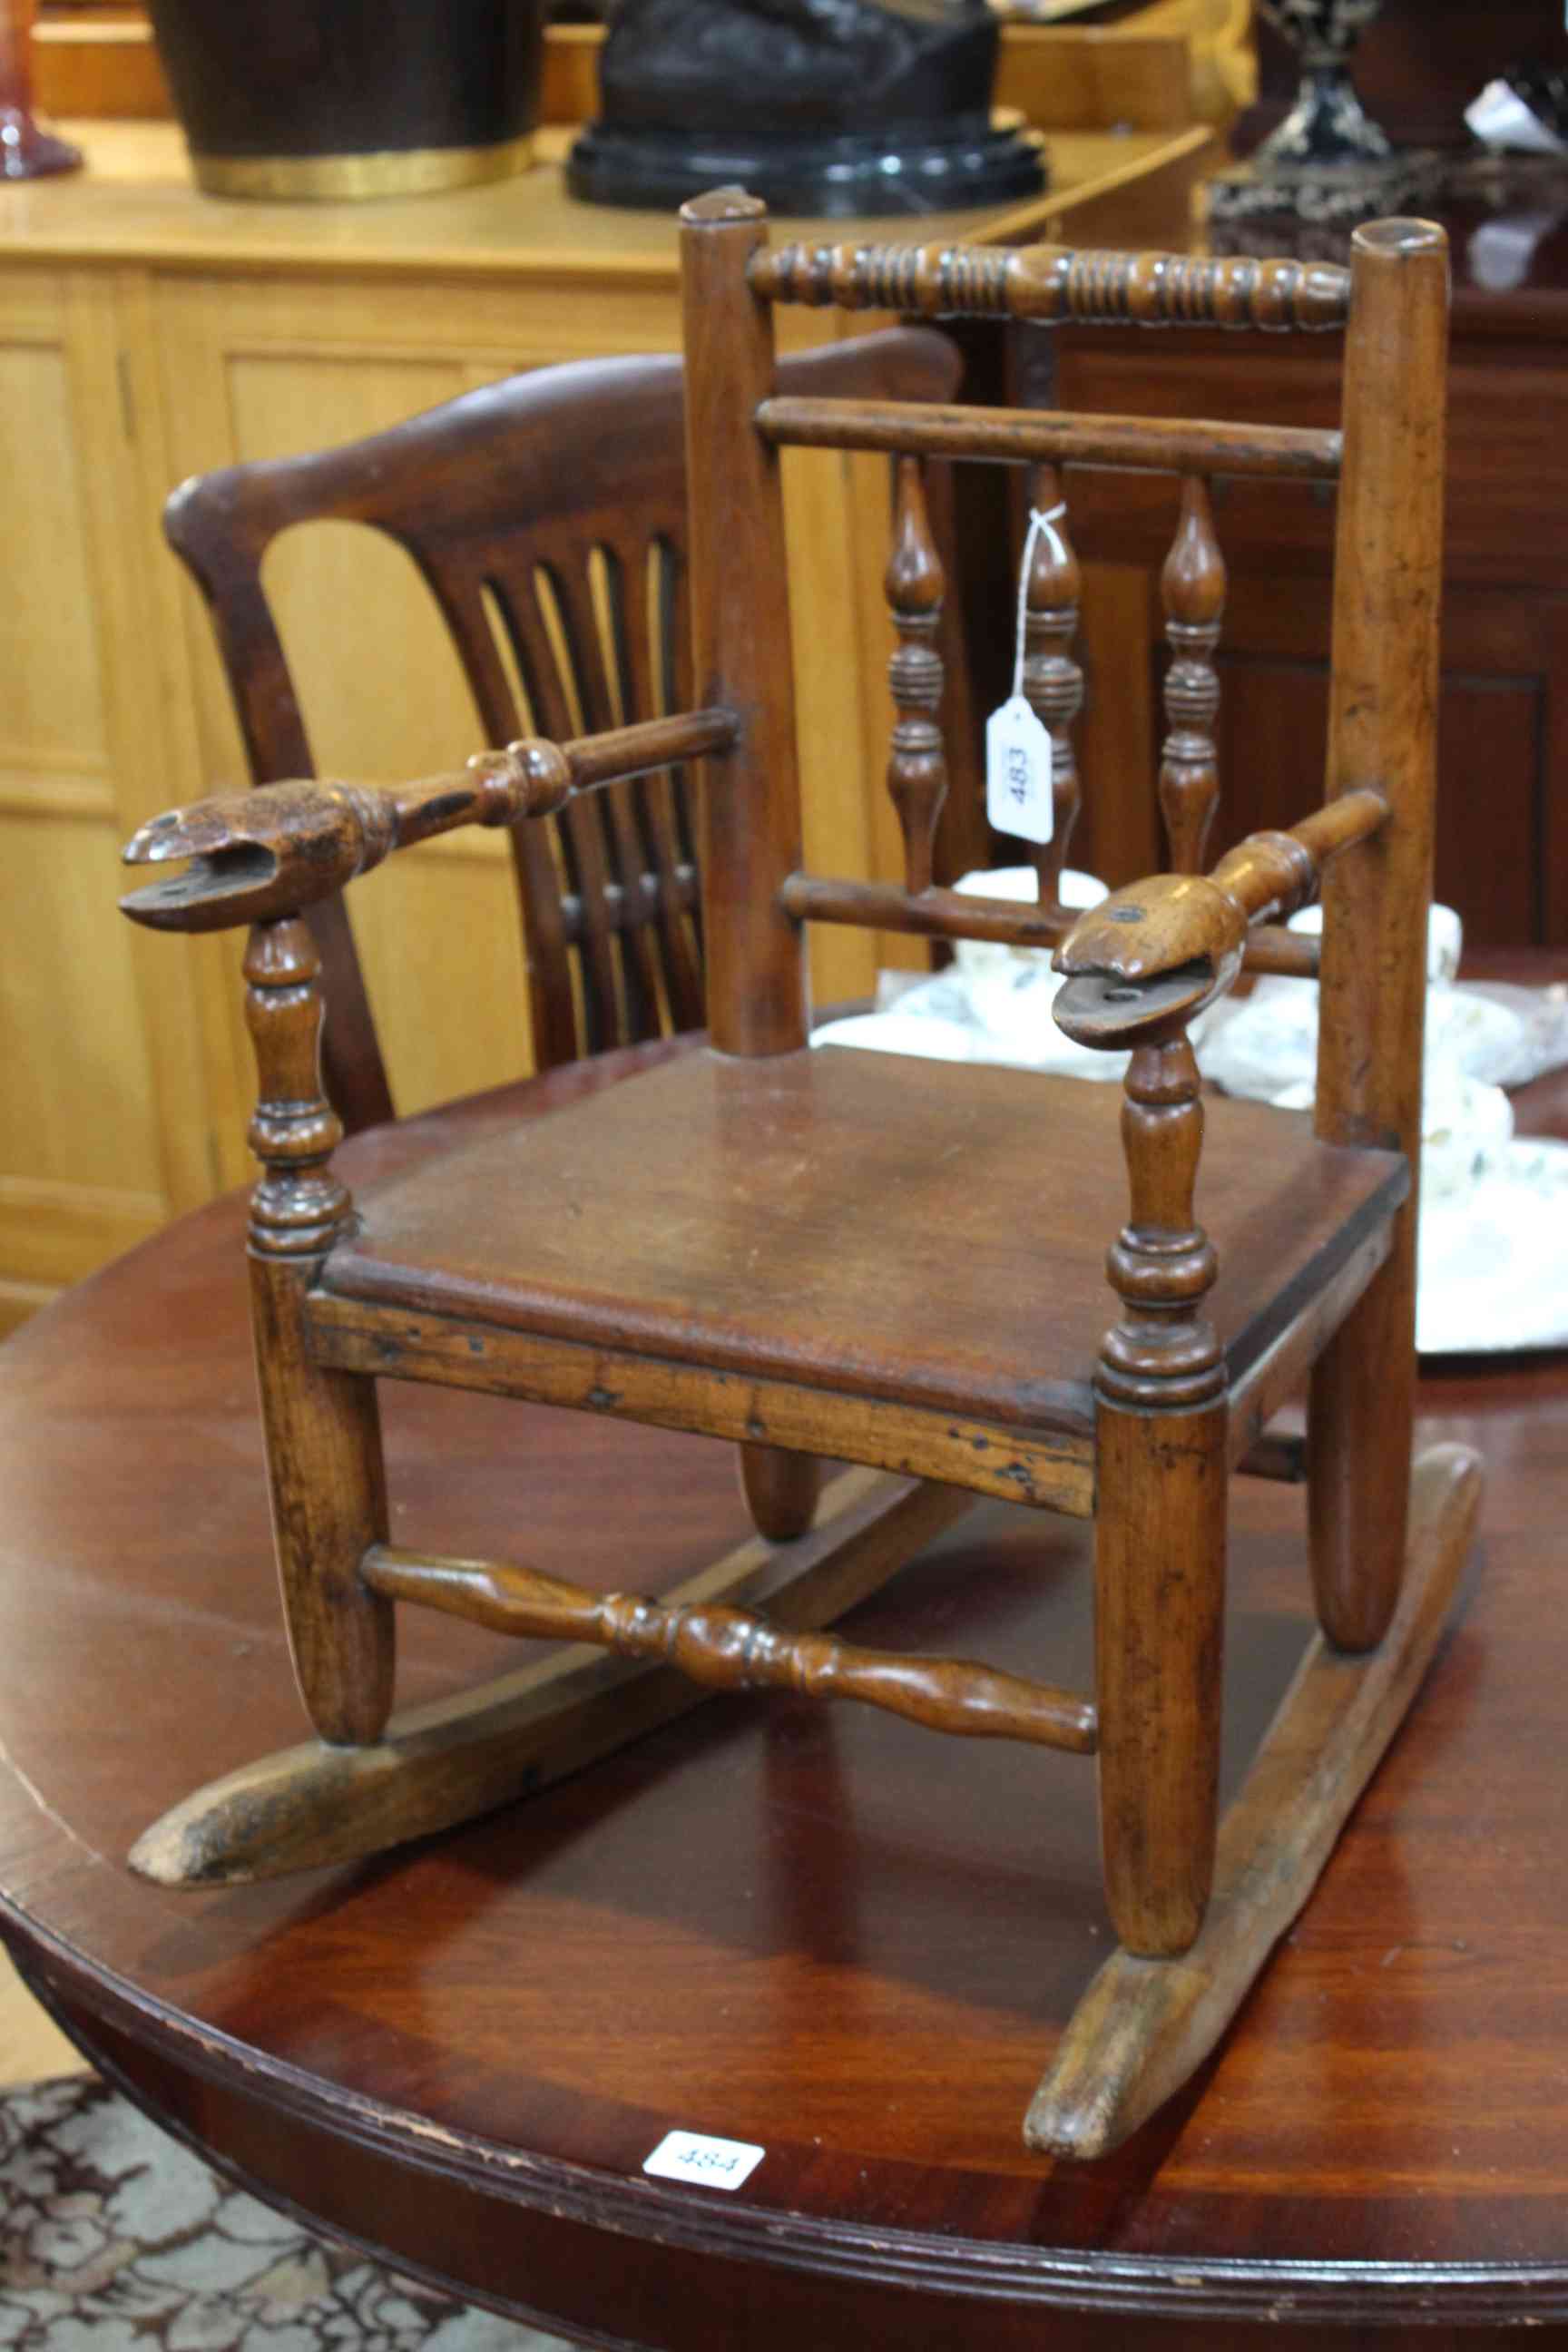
[568,0,1042,219]
[566,115,1045,217]
[1206,150,1444,230]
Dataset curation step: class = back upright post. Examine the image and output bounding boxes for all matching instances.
[681,191,819,1543]
[679,190,808,1058]
[1309,219,1449,1651]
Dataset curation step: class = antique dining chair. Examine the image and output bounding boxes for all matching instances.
[163,330,975,1132]
[120,201,1480,2160]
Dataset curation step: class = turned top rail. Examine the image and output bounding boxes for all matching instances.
[746,238,1353,334]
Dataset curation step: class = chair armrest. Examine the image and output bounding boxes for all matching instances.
[120,710,736,935]
[1052,789,1387,1050]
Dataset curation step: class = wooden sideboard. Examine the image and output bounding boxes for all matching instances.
[0,117,1218,1333]
[1045,178,1568,949]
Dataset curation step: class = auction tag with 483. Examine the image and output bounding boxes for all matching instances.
[985,692,1054,846]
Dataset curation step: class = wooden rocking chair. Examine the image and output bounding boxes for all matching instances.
[119,200,1480,2161]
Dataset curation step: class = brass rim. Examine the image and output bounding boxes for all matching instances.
[191,134,534,201]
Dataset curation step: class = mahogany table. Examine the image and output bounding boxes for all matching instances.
[3,1037,1568,2351]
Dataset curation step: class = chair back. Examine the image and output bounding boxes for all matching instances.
[679,199,1447,1193]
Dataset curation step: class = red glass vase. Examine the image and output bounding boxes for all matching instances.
[0,0,82,180]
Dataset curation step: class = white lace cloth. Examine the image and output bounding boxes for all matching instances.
[812,874,1568,1356]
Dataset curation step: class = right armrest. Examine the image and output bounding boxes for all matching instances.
[1050,790,1390,1053]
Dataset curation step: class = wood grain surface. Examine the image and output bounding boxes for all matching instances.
[0,1032,1564,2345]
[319,1042,1405,1438]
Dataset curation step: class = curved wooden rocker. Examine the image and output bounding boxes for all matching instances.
[1026,1443,1481,2161]
[130,1462,983,1888]
[117,206,1475,2161]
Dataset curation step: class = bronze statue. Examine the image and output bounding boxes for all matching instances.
[567,0,1044,214]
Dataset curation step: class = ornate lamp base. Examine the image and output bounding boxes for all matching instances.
[566,113,1045,217]
[1206,150,1444,229]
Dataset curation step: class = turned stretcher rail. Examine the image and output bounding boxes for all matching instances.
[362,1545,1100,1754]
[758,397,1343,482]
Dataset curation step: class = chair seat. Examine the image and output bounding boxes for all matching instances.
[320,1046,1407,1444]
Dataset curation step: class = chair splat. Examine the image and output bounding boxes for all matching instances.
[1160,476,1227,876]
[1019,466,1083,906]
[885,456,948,897]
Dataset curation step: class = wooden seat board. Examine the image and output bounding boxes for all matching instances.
[321,1045,1406,1442]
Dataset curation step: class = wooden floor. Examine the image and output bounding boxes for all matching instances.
[0,1950,88,2085]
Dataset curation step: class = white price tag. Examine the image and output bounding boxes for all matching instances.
[642,2129,766,2190]
[985,693,1054,846]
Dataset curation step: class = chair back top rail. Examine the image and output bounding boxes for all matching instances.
[757,396,1342,481]
[748,240,1352,333]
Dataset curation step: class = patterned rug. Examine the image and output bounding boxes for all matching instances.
[0,2075,574,2351]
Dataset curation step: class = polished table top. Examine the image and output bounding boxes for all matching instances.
[2,1035,1567,2349]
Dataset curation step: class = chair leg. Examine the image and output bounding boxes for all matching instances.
[250,1252,395,1748]
[1029,1441,1479,2159]
[1093,1394,1228,1957]
[740,1441,821,1541]
[1308,1265,1413,1652]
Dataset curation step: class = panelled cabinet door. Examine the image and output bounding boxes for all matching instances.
[0,267,206,1334]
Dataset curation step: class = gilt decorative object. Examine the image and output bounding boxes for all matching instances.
[566,0,1044,216]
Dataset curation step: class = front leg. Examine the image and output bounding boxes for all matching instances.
[1093,1034,1227,1956]
[244,916,393,1746]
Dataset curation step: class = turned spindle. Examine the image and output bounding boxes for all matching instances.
[1099,1035,1222,1412]
[1160,476,1226,875]
[243,916,394,1749]
[884,455,947,895]
[1019,466,1083,906]
[243,917,352,1261]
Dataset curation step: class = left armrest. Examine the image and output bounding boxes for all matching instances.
[120,710,737,936]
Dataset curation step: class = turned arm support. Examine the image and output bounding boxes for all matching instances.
[120,708,737,934]
[1052,789,1387,1051]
